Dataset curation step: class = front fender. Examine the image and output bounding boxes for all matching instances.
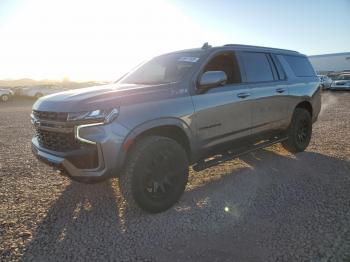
[117,117,199,168]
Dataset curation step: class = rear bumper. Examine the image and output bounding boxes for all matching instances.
[311,86,322,123]
[31,121,131,179]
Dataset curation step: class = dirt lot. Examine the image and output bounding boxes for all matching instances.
[1,93,349,262]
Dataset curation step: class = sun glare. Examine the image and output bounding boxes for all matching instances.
[0,0,206,81]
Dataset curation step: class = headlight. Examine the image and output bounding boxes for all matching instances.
[67,108,119,123]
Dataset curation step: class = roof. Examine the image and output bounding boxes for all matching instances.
[222,44,299,54]
[309,52,350,58]
[166,44,300,56]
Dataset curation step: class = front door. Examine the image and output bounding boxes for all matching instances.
[191,52,253,155]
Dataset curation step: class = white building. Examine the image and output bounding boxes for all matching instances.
[308,52,350,73]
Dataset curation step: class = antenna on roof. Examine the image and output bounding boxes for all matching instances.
[201,42,211,50]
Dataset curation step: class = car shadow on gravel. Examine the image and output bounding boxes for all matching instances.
[20,149,350,261]
[150,150,350,262]
[20,180,129,261]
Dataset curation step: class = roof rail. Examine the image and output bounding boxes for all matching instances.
[223,44,298,53]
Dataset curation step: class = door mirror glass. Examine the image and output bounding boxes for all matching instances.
[198,71,227,90]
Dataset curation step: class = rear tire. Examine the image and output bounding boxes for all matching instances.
[119,136,189,213]
[282,108,312,153]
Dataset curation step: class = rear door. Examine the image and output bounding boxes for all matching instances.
[238,51,290,138]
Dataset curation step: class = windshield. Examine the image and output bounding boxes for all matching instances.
[119,52,202,85]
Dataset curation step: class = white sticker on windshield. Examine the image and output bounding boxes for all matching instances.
[178,57,200,63]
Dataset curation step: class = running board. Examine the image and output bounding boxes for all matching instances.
[192,137,288,172]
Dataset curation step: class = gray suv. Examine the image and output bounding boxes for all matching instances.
[31,44,321,213]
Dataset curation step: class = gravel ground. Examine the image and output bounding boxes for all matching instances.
[0,93,349,262]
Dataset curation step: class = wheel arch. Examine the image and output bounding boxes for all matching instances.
[122,118,197,164]
[295,100,313,117]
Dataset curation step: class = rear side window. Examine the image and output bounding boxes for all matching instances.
[283,55,315,77]
[241,52,274,82]
[271,54,286,80]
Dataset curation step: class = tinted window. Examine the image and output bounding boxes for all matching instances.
[241,52,274,82]
[203,52,241,84]
[283,55,315,77]
[271,54,286,80]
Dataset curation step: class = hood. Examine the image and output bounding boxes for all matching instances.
[33,82,180,112]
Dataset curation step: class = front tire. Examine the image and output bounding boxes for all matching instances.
[120,136,189,213]
[282,108,312,153]
[1,94,9,102]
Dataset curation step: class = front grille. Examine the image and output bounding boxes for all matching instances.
[33,110,68,122]
[36,128,81,152]
[33,110,99,169]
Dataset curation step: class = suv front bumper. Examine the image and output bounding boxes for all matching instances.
[31,121,131,179]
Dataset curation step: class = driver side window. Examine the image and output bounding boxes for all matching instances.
[203,52,242,84]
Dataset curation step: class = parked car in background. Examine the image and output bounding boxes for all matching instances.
[19,85,65,99]
[318,75,332,90]
[12,86,25,96]
[330,74,350,91]
[0,88,14,102]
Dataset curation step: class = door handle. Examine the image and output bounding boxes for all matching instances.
[237,92,251,99]
[276,88,286,93]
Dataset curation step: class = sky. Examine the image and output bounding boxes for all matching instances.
[0,0,349,81]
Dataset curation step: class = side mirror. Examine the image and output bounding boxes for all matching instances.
[198,71,227,90]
